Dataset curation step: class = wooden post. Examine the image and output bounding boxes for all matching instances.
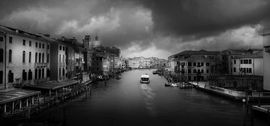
[3,104,6,113]
[32,97,34,105]
[49,90,52,97]
[19,100,22,109]
[12,102,14,113]
[26,99,29,107]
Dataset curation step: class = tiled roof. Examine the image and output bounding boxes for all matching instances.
[171,50,220,58]
[0,24,54,42]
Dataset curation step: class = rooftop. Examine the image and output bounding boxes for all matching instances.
[0,88,40,104]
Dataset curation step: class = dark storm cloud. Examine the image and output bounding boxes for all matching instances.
[0,0,269,58]
[134,0,270,37]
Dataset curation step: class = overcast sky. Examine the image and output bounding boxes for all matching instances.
[0,0,269,59]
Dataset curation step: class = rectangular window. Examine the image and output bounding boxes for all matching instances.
[59,45,62,50]
[234,60,236,64]
[188,69,191,73]
[193,62,196,66]
[23,51,25,63]
[249,59,252,64]
[29,52,31,63]
[9,50,12,63]
[188,62,191,66]
[47,44,50,49]
[233,67,236,72]
[36,42,38,48]
[42,44,45,49]
[0,36,3,42]
[29,41,32,46]
[39,43,41,48]
[0,49,3,63]
[35,52,37,63]
[39,53,41,63]
[42,53,44,63]
[0,71,3,84]
[9,36,12,43]
[23,39,26,45]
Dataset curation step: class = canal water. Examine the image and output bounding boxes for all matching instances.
[19,69,267,126]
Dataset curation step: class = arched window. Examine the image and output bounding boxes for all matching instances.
[38,69,41,79]
[62,68,65,76]
[28,70,32,80]
[22,69,27,81]
[42,53,44,63]
[47,69,50,77]
[8,70,14,83]
[42,68,44,78]
[39,53,41,63]
[22,51,25,63]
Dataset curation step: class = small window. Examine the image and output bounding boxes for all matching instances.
[234,60,236,64]
[233,67,236,72]
[47,44,50,49]
[206,63,210,66]
[249,59,252,64]
[42,44,45,49]
[36,42,38,48]
[0,71,3,84]
[29,52,31,63]
[0,49,3,63]
[9,36,12,43]
[8,70,14,83]
[0,36,3,42]
[9,49,12,63]
[39,43,41,48]
[23,39,26,45]
[22,51,26,63]
[29,41,32,46]
[60,45,62,50]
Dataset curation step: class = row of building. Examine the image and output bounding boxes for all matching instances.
[127,57,167,69]
[0,25,123,90]
[167,49,264,91]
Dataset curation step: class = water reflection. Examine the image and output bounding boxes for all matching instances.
[140,84,156,116]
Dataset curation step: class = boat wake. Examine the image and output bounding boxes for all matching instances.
[140,84,157,116]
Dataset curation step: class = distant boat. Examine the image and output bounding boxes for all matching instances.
[140,74,150,84]
[116,75,121,80]
[165,82,179,87]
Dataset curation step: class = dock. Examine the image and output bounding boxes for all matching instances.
[0,88,40,119]
[0,79,93,120]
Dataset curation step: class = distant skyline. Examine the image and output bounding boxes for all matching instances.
[1,0,269,59]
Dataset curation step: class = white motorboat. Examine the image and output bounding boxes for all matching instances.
[140,74,150,84]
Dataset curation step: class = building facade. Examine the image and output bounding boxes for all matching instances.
[223,49,263,76]
[0,25,51,89]
[169,50,223,82]
[50,40,67,81]
[263,32,270,90]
